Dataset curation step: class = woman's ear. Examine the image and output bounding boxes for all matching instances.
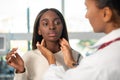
[38,26,42,35]
[103,7,112,22]
[38,30,42,35]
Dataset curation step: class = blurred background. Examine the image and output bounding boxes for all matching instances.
[0,0,105,80]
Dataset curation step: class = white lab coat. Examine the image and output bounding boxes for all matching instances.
[43,28,120,80]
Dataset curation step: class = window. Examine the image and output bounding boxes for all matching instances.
[64,0,93,32]
[0,35,6,52]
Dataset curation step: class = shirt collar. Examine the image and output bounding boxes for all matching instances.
[89,28,120,49]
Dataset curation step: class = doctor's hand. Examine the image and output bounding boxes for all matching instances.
[6,48,25,73]
[60,38,76,68]
[36,39,56,65]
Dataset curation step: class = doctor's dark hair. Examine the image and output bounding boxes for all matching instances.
[32,8,69,50]
[95,0,120,12]
[94,0,120,27]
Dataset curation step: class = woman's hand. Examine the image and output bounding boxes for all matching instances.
[36,39,56,65]
[60,38,76,68]
[6,48,25,73]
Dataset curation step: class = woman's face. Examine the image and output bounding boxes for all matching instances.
[85,0,106,33]
[39,10,63,42]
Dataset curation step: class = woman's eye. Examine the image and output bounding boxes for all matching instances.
[43,22,48,26]
[54,21,61,25]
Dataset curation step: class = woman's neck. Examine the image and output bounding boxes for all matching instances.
[104,24,120,34]
[45,41,61,53]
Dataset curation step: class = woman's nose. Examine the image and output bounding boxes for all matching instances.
[49,24,55,30]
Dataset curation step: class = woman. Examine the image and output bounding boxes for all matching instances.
[5,8,81,80]
[38,0,120,80]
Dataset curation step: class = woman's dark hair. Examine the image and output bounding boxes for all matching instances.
[95,0,120,13]
[32,8,69,50]
[95,0,120,27]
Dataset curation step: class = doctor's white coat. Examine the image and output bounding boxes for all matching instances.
[44,28,120,80]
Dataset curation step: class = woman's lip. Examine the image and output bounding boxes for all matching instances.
[48,32,57,36]
[49,33,56,36]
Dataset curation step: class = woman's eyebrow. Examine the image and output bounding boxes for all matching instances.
[41,18,48,21]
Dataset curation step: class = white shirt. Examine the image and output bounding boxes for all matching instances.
[13,49,80,80]
[44,28,120,80]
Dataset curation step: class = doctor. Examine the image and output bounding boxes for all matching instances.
[37,0,120,80]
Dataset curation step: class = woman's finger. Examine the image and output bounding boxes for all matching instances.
[41,39,46,47]
[6,48,17,61]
